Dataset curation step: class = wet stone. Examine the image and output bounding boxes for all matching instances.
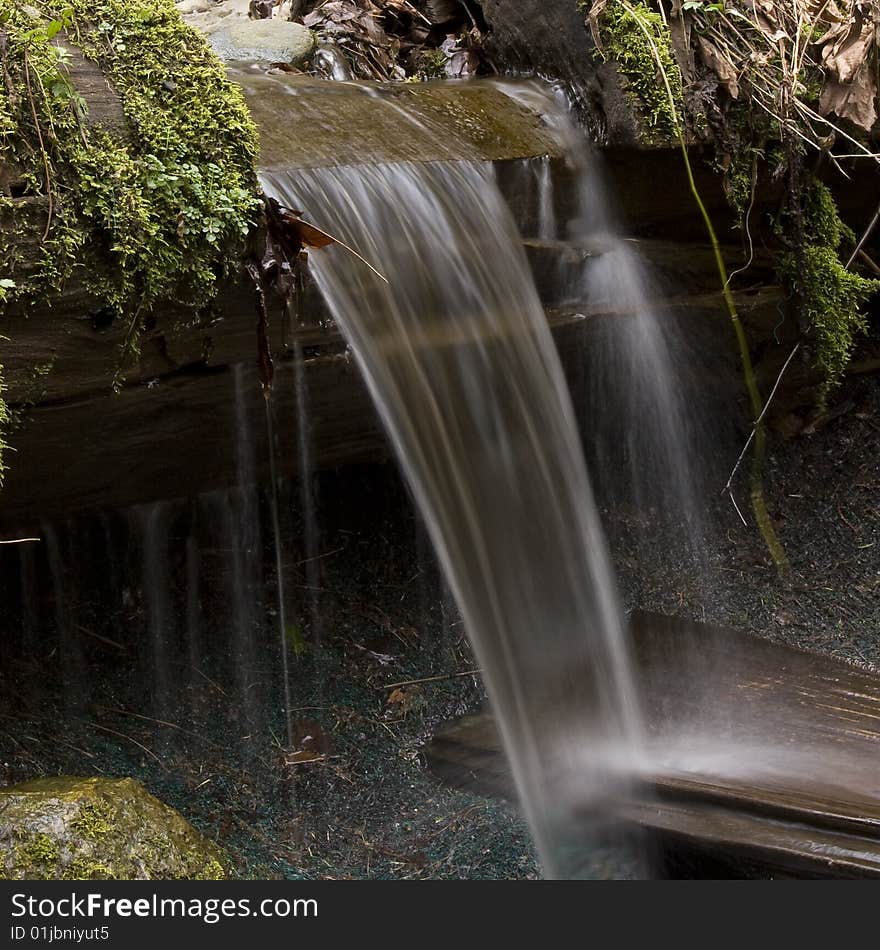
[211,19,317,65]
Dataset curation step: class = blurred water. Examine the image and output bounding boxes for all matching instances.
[500,83,707,570]
[262,157,644,878]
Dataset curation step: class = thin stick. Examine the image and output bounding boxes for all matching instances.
[192,665,228,697]
[0,537,40,544]
[722,342,801,495]
[82,721,168,771]
[73,623,125,651]
[846,199,880,270]
[377,669,482,691]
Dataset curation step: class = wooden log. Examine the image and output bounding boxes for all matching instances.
[426,611,880,878]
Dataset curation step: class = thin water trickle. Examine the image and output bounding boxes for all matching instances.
[535,155,558,242]
[185,531,204,690]
[225,365,265,752]
[19,542,37,656]
[264,393,295,751]
[138,503,173,720]
[263,155,644,877]
[44,522,85,711]
[292,340,323,643]
[500,83,707,565]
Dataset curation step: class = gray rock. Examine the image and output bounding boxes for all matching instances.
[211,19,317,66]
[477,0,641,146]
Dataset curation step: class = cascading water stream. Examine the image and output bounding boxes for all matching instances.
[502,84,707,565]
[263,154,644,877]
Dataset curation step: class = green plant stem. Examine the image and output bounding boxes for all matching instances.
[618,0,790,574]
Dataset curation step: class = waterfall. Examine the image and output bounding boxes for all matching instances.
[500,84,707,569]
[263,158,644,877]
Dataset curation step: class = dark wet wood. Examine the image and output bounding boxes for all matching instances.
[427,611,880,878]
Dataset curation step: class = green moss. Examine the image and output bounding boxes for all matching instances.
[583,0,684,143]
[780,180,879,402]
[0,0,261,473]
[70,798,114,839]
[13,832,60,876]
[64,858,117,880]
[193,856,226,880]
[1,776,229,880]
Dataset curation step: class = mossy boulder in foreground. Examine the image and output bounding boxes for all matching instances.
[0,776,227,880]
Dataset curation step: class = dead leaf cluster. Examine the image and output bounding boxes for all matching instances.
[287,1,486,81]
[667,0,880,143]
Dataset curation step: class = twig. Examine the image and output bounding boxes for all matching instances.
[81,721,168,771]
[0,537,40,544]
[857,249,880,276]
[192,665,228,697]
[722,341,801,496]
[846,199,880,270]
[377,669,482,690]
[73,623,125,651]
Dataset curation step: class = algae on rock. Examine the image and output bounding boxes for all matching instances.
[0,776,227,880]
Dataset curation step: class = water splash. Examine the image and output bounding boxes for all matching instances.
[263,159,643,877]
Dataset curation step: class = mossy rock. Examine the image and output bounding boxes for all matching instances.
[0,776,227,880]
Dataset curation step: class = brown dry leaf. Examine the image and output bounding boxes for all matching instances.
[818,1,875,83]
[742,0,789,43]
[290,218,337,250]
[697,35,740,98]
[820,66,878,129]
[813,0,878,129]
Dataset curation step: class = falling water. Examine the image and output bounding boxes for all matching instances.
[185,530,204,697]
[534,155,557,242]
[19,542,37,657]
[263,158,644,877]
[263,393,295,750]
[501,84,706,565]
[44,523,85,711]
[138,503,173,720]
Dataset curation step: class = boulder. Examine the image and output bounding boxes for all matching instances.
[0,777,226,880]
[478,0,641,145]
[210,19,317,65]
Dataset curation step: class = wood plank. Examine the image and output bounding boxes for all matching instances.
[426,611,880,877]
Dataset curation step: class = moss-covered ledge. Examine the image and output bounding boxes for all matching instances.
[0,0,262,479]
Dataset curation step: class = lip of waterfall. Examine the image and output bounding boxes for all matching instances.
[261,152,647,878]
